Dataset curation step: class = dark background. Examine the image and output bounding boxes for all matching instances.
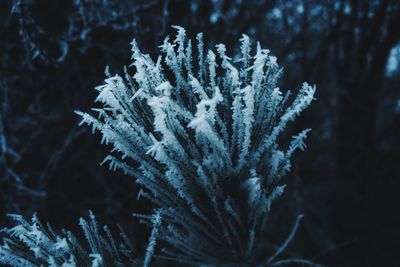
[1,0,400,266]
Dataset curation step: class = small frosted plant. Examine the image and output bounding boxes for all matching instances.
[0,211,162,267]
[75,26,316,266]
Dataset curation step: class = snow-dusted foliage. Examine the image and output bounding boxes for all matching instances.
[0,211,160,267]
[77,26,316,265]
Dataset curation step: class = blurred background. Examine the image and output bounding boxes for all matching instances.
[1,0,400,266]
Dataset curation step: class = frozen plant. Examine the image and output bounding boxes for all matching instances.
[0,211,161,267]
[77,26,316,266]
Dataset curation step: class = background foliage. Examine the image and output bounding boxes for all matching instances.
[1,0,400,266]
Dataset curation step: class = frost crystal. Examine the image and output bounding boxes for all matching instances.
[0,212,142,267]
[77,26,316,265]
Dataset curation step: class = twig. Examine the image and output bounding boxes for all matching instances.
[268,214,304,264]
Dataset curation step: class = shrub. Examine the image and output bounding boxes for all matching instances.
[77,26,316,266]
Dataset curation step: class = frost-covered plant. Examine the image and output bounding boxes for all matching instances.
[0,211,161,267]
[77,26,316,266]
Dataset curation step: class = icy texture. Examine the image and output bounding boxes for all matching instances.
[0,212,138,266]
[77,26,315,265]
